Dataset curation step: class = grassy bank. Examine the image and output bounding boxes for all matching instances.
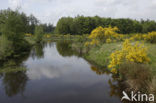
[70,40,156,95]
[84,42,122,67]
[25,34,156,74]
[85,43,156,69]
[69,40,156,78]
[146,43,156,74]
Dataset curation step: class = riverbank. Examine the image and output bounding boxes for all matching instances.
[70,40,156,70]
[25,35,156,73]
[69,39,156,96]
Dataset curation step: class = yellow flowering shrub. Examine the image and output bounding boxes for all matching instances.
[90,39,99,45]
[129,34,144,41]
[111,68,117,74]
[108,39,150,74]
[143,31,156,43]
[44,34,51,38]
[89,26,119,42]
[85,26,125,46]
[84,42,90,47]
[129,32,156,43]
[106,38,112,43]
[25,33,32,37]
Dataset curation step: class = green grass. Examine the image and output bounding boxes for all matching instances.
[84,42,156,73]
[146,43,156,74]
[85,42,122,67]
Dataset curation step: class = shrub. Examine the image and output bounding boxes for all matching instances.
[44,34,51,38]
[34,25,44,43]
[106,38,112,43]
[143,31,156,43]
[86,26,125,46]
[89,26,119,42]
[119,62,152,91]
[108,39,150,73]
[129,33,144,41]
[0,36,13,60]
[25,33,32,37]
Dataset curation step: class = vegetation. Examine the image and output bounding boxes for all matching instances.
[55,16,156,35]
[0,36,13,60]
[108,39,150,73]
[0,9,54,61]
[0,9,31,61]
[85,26,124,46]
[0,8,156,97]
[34,25,44,43]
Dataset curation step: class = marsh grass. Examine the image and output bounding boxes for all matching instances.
[146,43,156,73]
[119,62,152,92]
[150,77,156,96]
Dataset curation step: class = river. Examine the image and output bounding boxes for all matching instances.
[0,41,122,103]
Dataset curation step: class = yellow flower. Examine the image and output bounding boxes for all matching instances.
[84,42,90,47]
[106,38,112,43]
[108,39,150,74]
[25,33,32,37]
[111,68,117,74]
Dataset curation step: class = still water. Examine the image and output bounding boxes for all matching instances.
[0,42,122,103]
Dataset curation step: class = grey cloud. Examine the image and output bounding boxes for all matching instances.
[1,0,156,24]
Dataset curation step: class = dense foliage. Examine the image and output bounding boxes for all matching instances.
[108,39,150,74]
[55,16,156,35]
[34,25,44,43]
[0,9,31,60]
[85,26,124,46]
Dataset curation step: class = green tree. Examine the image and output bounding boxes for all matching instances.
[1,10,25,42]
[35,25,44,43]
[0,9,30,53]
[55,16,156,35]
[27,14,38,34]
[55,17,73,34]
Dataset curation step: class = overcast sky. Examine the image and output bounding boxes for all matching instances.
[0,0,156,25]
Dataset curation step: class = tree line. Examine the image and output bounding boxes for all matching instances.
[0,9,54,61]
[0,9,55,36]
[55,16,156,35]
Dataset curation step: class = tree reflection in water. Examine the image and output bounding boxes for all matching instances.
[31,43,44,59]
[56,40,76,57]
[90,66,125,99]
[90,65,156,103]
[54,40,156,103]
[2,71,28,97]
[0,50,30,97]
[0,41,154,102]
[56,40,86,57]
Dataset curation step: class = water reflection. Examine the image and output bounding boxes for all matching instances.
[1,41,153,103]
[90,66,110,75]
[56,40,85,57]
[55,40,126,100]
[2,71,28,97]
[90,66,126,100]
[31,43,44,59]
[0,51,30,97]
[56,40,75,57]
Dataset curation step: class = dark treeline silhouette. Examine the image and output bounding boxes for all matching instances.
[55,16,156,35]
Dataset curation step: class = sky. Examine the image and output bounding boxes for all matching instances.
[0,0,156,25]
